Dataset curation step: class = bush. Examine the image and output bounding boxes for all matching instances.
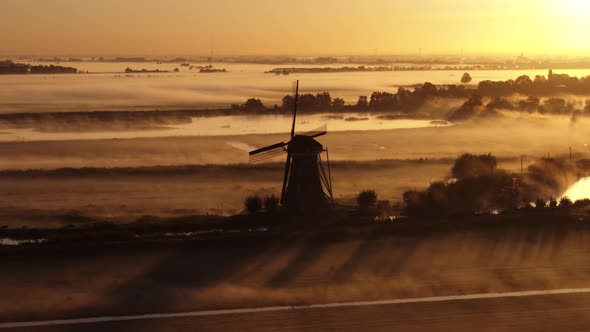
[535,198,546,210]
[376,200,391,212]
[264,195,280,213]
[559,196,573,209]
[357,190,377,212]
[573,198,590,208]
[243,98,264,111]
[461,72,472,84]
[451,153,497,179]
[244,195,263,214]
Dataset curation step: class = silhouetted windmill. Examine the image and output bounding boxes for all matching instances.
[249,80,334,213]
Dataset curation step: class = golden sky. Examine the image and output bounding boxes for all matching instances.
[1,0,589,56]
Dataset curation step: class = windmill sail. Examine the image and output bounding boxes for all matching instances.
[249,141,287,163]
[249,146,287,163]
[299,124,327,138]
[282,80,299,204]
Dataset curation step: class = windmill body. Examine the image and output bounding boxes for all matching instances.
[248,81,334,214]
[283,135,331,213]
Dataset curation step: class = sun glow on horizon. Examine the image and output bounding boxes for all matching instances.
[561,177,590,202]
[0,0,589,56]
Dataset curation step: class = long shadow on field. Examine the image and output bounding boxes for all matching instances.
[331,235,383,282]
[266,237,329,288]
[55,238,273,332]
[379,238,419,277]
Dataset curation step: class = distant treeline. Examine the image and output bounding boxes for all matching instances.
[199,68,227,73]
[124,66,226,73]
[25,55,590,69]
[0,60,78,74]
[125,67,173,73]
[266,66,430,75]
[232,70,590,121]
[448,70,590,121]
[265,64,542,75]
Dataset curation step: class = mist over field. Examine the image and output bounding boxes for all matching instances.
[2,63,590,113]
[0,112,588,228]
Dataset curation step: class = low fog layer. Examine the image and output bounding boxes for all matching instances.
[0,159,454,227]
[2,65,590,113]
[0,115,588,169]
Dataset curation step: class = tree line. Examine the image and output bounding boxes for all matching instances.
[231,70,590,118]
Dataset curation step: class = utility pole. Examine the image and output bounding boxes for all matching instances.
[570,146,572,161]
[521,155,524,175]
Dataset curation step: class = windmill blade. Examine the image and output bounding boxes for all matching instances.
[249,141,286,156]
[249,141,288,163]
[299,124,327,138]
[290,80,299,138]
[249,147,287,163]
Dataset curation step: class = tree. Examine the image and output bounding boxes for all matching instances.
[357,190,377,212]
[282,95,295,110]
[461,72,473,84]
[263,195,280,213]
[447,94,483,121]
[451,153,497,179]
[332,98,345,109]
[298,93,319,110]
[517,96,540,112]
[535,198,546,210]
[369,91,397,110]
[244,195,262,214]
[356,96,368,109]
[559,196,573,209]
[315,92,332,110]
[243,98,264,111]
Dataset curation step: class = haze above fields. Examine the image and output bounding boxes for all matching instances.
[2,0,590,56]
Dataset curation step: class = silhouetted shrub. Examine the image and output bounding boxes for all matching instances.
[243,98,264,111]
[357,190,377,212]
[573,199,590,208]
[447,94,483,121]
[244,195,263,214]
[461,72,472,84]
[559,196,573,209]
[549,197,558,208]
[376,200,391,212]
[404,171,522,218]
[356,96,368,109]
[264,195,280,213]
[451,153,497,179]
[332,98,345,109]
[535,198,547,210]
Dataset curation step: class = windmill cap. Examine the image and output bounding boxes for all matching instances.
[288,135,324,154]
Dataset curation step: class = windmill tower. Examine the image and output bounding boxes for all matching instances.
[249,81,334,213]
